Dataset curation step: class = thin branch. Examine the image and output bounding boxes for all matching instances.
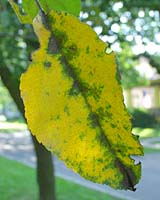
[34,0,43,13]
[34,0,49,29]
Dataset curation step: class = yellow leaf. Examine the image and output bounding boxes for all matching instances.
[20,11,143,190]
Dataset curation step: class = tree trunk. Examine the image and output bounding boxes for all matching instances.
[0,66,56,200]
[32,136,56,200]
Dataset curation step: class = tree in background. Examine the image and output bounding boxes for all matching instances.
[0,1,55,199]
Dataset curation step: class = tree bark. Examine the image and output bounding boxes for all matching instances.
[0,66,56,200]
[32,136,56,200]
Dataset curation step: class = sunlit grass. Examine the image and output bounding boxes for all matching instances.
[0,156,122,200]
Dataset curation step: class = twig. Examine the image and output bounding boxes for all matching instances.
[34,0,43,13]
[34,0,49,29]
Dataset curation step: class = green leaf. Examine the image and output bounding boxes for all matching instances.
[20,11,143,190]
[22,0,38,20]
[39,0,81,16]
[9,0,81,24]
[9,0,37,24]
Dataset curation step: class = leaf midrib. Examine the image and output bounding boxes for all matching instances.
[40,10,137,191]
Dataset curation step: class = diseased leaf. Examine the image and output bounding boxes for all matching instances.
[20,11,143,190]
[9,0,81,24]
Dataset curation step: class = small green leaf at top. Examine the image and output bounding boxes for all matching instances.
[9,0,37,24]
[39,0,81,16]
[9,0,81,24]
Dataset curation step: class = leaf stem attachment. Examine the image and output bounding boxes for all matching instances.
[34,0,49,29]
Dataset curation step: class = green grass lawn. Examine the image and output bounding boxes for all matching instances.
[0,156,122,200]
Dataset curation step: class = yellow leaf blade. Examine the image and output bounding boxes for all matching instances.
[20,11,143,190]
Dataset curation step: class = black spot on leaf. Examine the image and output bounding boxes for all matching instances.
[44,61,51,68]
